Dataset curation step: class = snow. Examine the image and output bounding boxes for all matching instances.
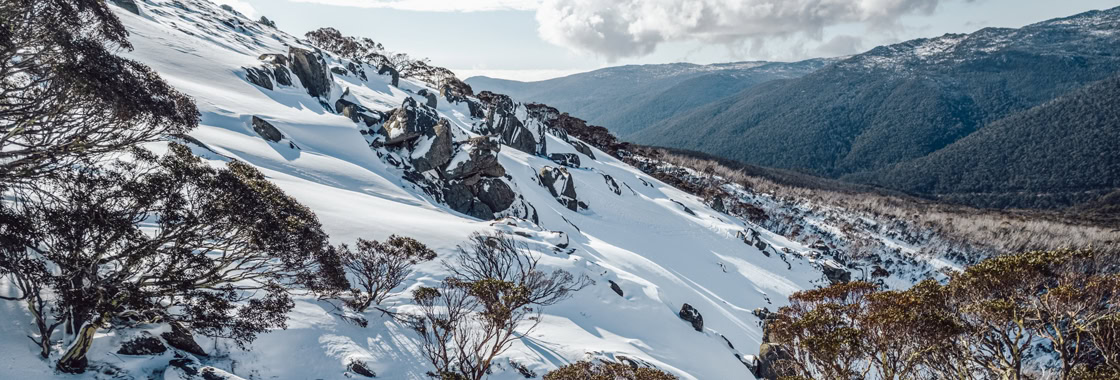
[0,1,915,379]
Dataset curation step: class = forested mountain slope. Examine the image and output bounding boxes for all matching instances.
[633,6,1120,209]
[466,59,833,138]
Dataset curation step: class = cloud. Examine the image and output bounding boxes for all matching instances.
[286,0,540,12]
[211,0,257,18]
[815,35,865,57]
[535,0,951,61]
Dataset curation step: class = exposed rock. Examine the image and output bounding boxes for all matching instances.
[167,358,246,380]
[445,137,505,180]
[872,266,890,278]
[721,335,735,349]
[603,174,622,195]
[570,140,596,159]
[608,280,624,297]
[378,64,399,87]
[161,322,207,357]
[258,54,293,86]
[383,97,440,145]
[412,119,454,173]
[809,240,831,253]
[548,153,581,168]
[755,239,769,252]
[259,53,289,66]
[475,91,544,155]
[117,332,166,356]
[444,182,479,217]
[335,98,386,127]
[539,166,586,211]
[244,66,274,90]
[347,360,376,378]
[711,196,726,213]
[440,78,473,104]
[258,15,276,28]
[330,67,348,76]
[110,0,140,15]
[752,307,774,322]
[288,47,332,99]
[251,116,283,143]
[756,343,794,380]
[822,264,852,285]
[678,303,704,332]
[346,61,368,81]
[417,89,438,108]
[472,177,515,213]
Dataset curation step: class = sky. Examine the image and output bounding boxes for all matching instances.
[213,0,1119,81]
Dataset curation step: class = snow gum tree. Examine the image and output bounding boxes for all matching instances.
[3,144,347,373]
[0,0,198,182]
[771,248,1120,380]
[337,235,437,312]
[409,232,591,380]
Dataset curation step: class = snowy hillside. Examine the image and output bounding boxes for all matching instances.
[0,1,957,379]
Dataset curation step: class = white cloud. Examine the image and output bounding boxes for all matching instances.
[287,0,540,12]
[535,0,957,61]
[211,0,257,18]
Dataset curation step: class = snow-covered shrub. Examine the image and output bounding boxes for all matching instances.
[542,360,678,380]
[408,232,591,380]
[4,145,345,373]
[769,248,1120,380]
[336,235,437,312]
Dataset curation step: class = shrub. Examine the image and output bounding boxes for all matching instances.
[543,361,678,380]
[338,235,436,312]
[409,232,591,380]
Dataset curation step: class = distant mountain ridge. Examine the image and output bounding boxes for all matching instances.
[466,59,835,138]
[632,6,1120,209]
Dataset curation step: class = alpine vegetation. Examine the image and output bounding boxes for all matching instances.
[0,0,1116,379]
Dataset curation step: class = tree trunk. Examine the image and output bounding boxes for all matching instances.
[56,317,101,373]
[28,298,50,358]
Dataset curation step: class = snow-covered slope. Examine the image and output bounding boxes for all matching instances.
[0,1,933,379]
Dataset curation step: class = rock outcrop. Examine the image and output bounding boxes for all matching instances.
[288,47,332,99]
[117,332,166,356]
[382,97,441,145]
[411,119,454,173]
[608,280,624,297]
[475,92,545,155]
[161,322,207,357]
[570,140,596,159]
[367,98,520,221]
[251,116,283,143]
[417,89,438,108]
[602,173,622,195]
[755,343,794,379]
[748,306,796,379]
[822,263,852,285]
[440,78,473,104]
[678,303,704,332]
[347,360,376,378]
[378,64,399,87]
[539,166,587,211]
[244,54,293,91]
[335,97,386,127]
[167,358,246,380]
[548,153,581,168]
[445,137,505,180]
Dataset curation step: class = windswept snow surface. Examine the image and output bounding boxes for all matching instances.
[1,1,849,379]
